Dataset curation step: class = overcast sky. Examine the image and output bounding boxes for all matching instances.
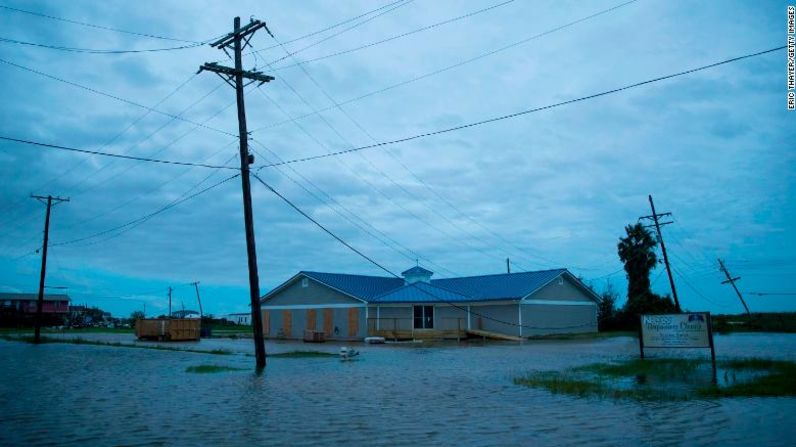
[0,0,793,317]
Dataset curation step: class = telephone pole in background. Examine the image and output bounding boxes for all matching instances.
[718,259,752,322]
[639,195,681,312]
[31,194,69,343]
[168,286,173,317]
[199,17,275,369]
[191,281,203,318]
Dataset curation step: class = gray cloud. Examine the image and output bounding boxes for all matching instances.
[1,0,794,316]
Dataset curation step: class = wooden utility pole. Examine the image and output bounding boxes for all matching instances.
[31,194,69,343]
[168,286,172,317]
[191,281,203,318]
[506,258,510,274]
[639,195,680,312]
[199,17,274,369]
[718,258,752,322]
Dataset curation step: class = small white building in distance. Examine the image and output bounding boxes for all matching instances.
[224,312,252,326]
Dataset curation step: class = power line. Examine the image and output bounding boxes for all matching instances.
[252,96,526,273]
[1,88,236,255]
[587,267,625,281]
[254,49,531,273]
[250,0,640,133]
[0,136,239,170]
[249,139,462,278]
[0,73,199,228]
[0,4,207,43]
[650,268,666,287]
[671,264,729,309]
[261,0,414,65]
[66,90,236,198]
[266,25,578,272]
[50,173,240,247]
[254,45,785,169]
[0,85,244,257]
[252,173,395,277]
[59,148,239,234]
[748,292,796,296]
[271,0,516,71]
[0,58,236,137]
[245,0,408,54]
[0,36,209,53]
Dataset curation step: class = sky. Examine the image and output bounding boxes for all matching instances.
[0,0,793,318]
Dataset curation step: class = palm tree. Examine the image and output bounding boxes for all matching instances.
[617,223,658,304]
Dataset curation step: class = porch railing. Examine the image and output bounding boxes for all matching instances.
[366,317,467,341]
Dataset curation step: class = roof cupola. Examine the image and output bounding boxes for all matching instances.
[401,265,433,284]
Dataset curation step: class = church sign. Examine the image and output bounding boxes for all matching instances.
[641,313,711,348]
[639,312,716,380]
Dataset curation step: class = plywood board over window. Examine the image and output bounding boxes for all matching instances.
[323,309,333,336]
[282,310,292,338]
[262,310,270,335]
[348,308,359,337]
[306,309,317,331]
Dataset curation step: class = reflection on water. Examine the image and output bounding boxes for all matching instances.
[1,333,795,446]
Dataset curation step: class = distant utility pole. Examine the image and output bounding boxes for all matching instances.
[168,286,172,318]
[191,281,203,318]
[639,195,680,312]
[199,17,275,369]
[718,258,752,321]
[506,258,511,274]
[31,194,69,343]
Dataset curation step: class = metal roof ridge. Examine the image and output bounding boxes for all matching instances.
[371,281,475,303]
[300,270,396,280]
[372,281,471,301]
[430,267,567,282]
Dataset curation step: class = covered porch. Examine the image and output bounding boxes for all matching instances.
[366,303,471,341]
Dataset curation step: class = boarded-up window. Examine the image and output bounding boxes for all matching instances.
[262,310,270,336]
[323,309,333,336]
[306,309,317,331]
[348,308,359,337]
[282,310,292,338]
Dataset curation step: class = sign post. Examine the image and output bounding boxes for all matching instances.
[640,312,716,383]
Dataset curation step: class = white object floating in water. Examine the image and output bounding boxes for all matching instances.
[364,336,385,344]
[339,346,360,360]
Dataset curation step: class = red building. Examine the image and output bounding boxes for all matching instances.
[0,293,70,326]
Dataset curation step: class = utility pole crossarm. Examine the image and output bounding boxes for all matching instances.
[31,194,70,204]
[198,62,275,85]
[210,19,269,49]
[721,276,741,285]
[639,212,672,221]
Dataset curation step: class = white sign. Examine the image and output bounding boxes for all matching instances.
[641,313,710,348]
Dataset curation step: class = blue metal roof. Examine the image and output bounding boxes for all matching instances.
[301,271,403,301]
[431,269,567,301]
[371,281,470,303]
[285,268,569,304]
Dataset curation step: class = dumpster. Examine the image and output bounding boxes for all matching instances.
[135,318,201,341]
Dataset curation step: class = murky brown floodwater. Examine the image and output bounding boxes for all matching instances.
[1,333,795,446]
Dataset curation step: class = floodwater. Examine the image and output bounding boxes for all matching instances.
[1,333,795,446]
